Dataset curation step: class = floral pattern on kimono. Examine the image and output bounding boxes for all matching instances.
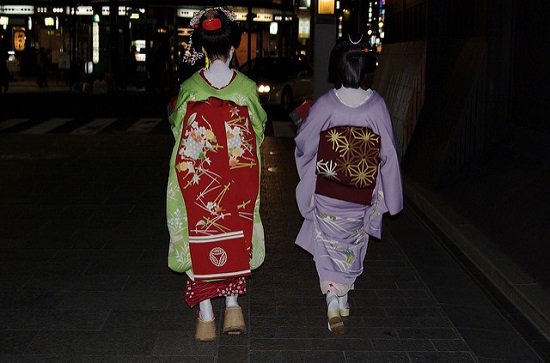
[175,98,258,280]
[167,71,267,279]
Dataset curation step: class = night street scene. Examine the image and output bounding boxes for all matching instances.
[1,0,549,362]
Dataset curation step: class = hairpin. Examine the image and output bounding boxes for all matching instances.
[348,35,363,45]
[182,37,204,65]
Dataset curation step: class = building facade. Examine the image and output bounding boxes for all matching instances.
[1,1,385,91]
[0,1,297,90]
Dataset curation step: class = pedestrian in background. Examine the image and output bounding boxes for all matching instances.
[165,7,267,341]
[294,35,403,334]
[36,47,50,88]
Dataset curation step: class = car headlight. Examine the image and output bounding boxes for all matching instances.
[257,84,271,93]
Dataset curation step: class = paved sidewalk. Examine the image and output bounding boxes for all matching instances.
[402,124,550,355]
[0,132,545,361]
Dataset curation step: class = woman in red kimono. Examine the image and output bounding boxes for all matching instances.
[166,8,267,341]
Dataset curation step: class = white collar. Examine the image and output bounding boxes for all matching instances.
[334,87,373,108]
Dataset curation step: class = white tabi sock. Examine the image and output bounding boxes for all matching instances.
[225,295,239,308]
[338,293,348,310]
[199,299,213,321]
[326,292,339,311]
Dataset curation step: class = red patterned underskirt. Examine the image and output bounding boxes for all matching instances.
[185,277,247,307]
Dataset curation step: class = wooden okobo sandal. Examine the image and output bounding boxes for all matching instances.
[223,306,246,334]
[327,309,345,334]
[195,311,216,341]
[339,301,350,317]
[327,294,344,334]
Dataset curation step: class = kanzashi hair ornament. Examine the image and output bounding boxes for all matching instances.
[217,7,237,22]
[190,10,204,29]
[348,35,363,45]
[189,7,236,29]
[182,37,204,65]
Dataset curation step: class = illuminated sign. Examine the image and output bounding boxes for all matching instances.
[298,14,310,38]
[92,22,99,64]
[254,13,273,22]
[318,0,335,15]
[74,6,131,16]
[0,6,34,15]
[13,27,26,51]
[177,8,197,18]
[270,22,278,35]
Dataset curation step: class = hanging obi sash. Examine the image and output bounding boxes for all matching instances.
[315,126,381,205]
[176,97,259,280]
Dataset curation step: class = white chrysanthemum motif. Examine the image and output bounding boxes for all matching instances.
[179,117,214,161]
[183,137,202,159]
[226,124,242,149]
[316,159,340,181]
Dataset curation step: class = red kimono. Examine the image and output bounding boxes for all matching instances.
[175,97,260,306]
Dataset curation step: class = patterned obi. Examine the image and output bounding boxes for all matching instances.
[176,97,258,280]
[315,126,381,205]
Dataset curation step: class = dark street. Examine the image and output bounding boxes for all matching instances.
[2,0,550,361]
[0,85,549,361]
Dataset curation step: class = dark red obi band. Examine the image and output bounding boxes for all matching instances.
[202,18,222,31]
[315,126,381,205]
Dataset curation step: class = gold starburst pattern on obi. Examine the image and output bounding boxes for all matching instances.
[315,126,381,205]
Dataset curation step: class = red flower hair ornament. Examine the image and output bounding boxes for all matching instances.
[190,7,237,29]
[202,18,222,31]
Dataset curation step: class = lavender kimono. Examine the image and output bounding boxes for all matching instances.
[294,89,403,294]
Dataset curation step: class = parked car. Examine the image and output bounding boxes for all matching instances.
[239,57,313,111]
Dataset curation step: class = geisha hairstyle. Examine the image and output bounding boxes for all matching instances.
[190,8,241,61]
[329,34,377,88]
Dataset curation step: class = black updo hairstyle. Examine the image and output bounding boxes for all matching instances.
[328,34,377,88]
[191,8,242,61]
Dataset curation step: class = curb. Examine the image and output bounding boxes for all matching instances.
[403,174,550,343]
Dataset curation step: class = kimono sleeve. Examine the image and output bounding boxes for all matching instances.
[376,101,403,216]
[168,82,194,138]
[294,98,329,219]
[361,97,403,238]
[241,77,267,146]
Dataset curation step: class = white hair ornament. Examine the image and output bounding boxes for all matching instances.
[348,35,363,45]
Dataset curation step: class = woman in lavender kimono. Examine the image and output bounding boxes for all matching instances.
[294,35,403,334]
